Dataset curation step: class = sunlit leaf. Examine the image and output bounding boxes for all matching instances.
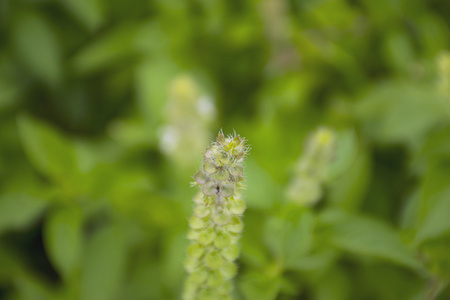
[264,206,315,266]
[44,206,82,279]
[59,0,104,31]
[416,188,450,244]
[71,24,141,74]
[12,11,62,86]
[17,115,79,187]
[0,193,47,235]
[80,224,128,300]
[239,271,281,300]
[318,211,423,272]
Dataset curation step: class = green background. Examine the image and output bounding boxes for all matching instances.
[1,0,450,299]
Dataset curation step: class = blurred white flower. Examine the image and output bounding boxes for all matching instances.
[159,125,179,155]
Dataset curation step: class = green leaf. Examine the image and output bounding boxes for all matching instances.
[313,266,351,300]
[416,188,450,244]
[0,193,47,235]
[328,147,371,211]
[80,224,128,300]
[327,128,359,181]
[70,23,141,74]
[245,157,283,210]
[239,271,281,300]
[59,0,104,31]
[17,115,79,187]
[264,206,315,266]
[14,272,59,300]
[135,58,177,130]
[354,81,446,147]
[11,11,62,86]
[44,206,82,279]
[318,211,423,272]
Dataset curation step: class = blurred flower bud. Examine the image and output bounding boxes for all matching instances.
[287,126,336,206]
[158,74,216,172]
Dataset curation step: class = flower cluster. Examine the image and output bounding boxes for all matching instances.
[183,131,249,300]
[286,127,336,206]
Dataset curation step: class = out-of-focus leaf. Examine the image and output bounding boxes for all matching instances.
[420,158,450,214]
[362,264,426,300]
[135,59,177,131]
[313,266,351,300]
[13,272,59,300]
[80,224,128,300]
[0,246,18,281]
[17,115,79,187]
[161,232,189,295]
[264,205,315,266]
[59,0,104,31]
[44,206,82,279]
[416,187,450,244]
[328,146,371,211]
[318,211,423,272]
[327,128,359,181]
[0,57,21,112]
[0,193,47,235]
[239,271,282,300]
[245,157,282,210]
[11,11,62,86]
[241,211,272,269]
[354,81,446,147]
[382,29,416,72]
[288,249,339,273]
[71,23,141,74]
[399,189,421,230]
[121,252,163,300]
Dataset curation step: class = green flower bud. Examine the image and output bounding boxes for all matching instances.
[218,281,232,294]
[194,205,210,218]
[188,243,205,259]
[203,161,217,174]
[287,126,336,206]
[190,269,208,284]
[228,232,240,244]
[202,181,218,196]
[214,212,231,226]
[226,217,244,233]
[229,164,244,177]
[205,251,224,270]
[187,229,201,241]
[184,132,249,300]
[221,245,239,261]
[198,289,215,300]
[189,216,206,229]
[198,228,216,245]
[207,270,225,287]
[217,131,226,144]
[220,261,237,279]
[215,169,229,181]
[229,198,246,215]
[194,171,208,184]
[220,183,235,198]
[193,192,205,204]
[218,152,230,164]
[214,232,232,249]
[184,256,200,272]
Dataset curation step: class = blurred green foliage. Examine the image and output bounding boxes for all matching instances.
[1,0,450,299]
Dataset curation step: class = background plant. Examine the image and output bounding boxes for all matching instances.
[1,0,450,299]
